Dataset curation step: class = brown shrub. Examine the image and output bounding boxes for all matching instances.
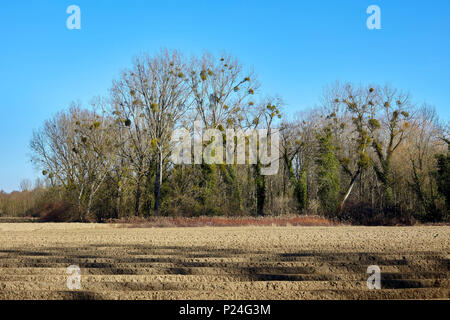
[339,201,416,226]
[39,201,76,222]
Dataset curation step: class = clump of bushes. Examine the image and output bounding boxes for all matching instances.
[339,201,416,226]
[39,201,75,222]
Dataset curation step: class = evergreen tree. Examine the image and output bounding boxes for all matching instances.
[316,126,340,216]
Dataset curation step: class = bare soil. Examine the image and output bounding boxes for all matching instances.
[0,223,448,299]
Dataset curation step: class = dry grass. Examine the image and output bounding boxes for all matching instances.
[109,215,336,228]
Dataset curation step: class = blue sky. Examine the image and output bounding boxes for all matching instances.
[0,0,449,192]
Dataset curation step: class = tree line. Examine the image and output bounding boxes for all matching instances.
[1,49,448,224]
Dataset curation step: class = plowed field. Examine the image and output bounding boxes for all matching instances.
[0,223,448,299]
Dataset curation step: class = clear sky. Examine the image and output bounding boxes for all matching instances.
[0,0,449,192]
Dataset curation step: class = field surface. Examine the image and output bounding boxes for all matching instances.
[0,223,448,300]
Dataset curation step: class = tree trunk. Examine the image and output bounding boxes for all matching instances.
[339,168,361,213]
[86,193,93,222]
[220,164,242,212]
[134,180,141,216]
[255,162,265,216]
[154,151,162,217]
[115,184,121,219]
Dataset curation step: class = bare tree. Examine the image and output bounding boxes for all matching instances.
[186,52,258,213]
[19,179,32,192]
[121,50,191,216]
[324,83,377,212]
[110,68,154,216]
[30,104,117,220]
[408,105,446,220]
[370,85,413,207]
